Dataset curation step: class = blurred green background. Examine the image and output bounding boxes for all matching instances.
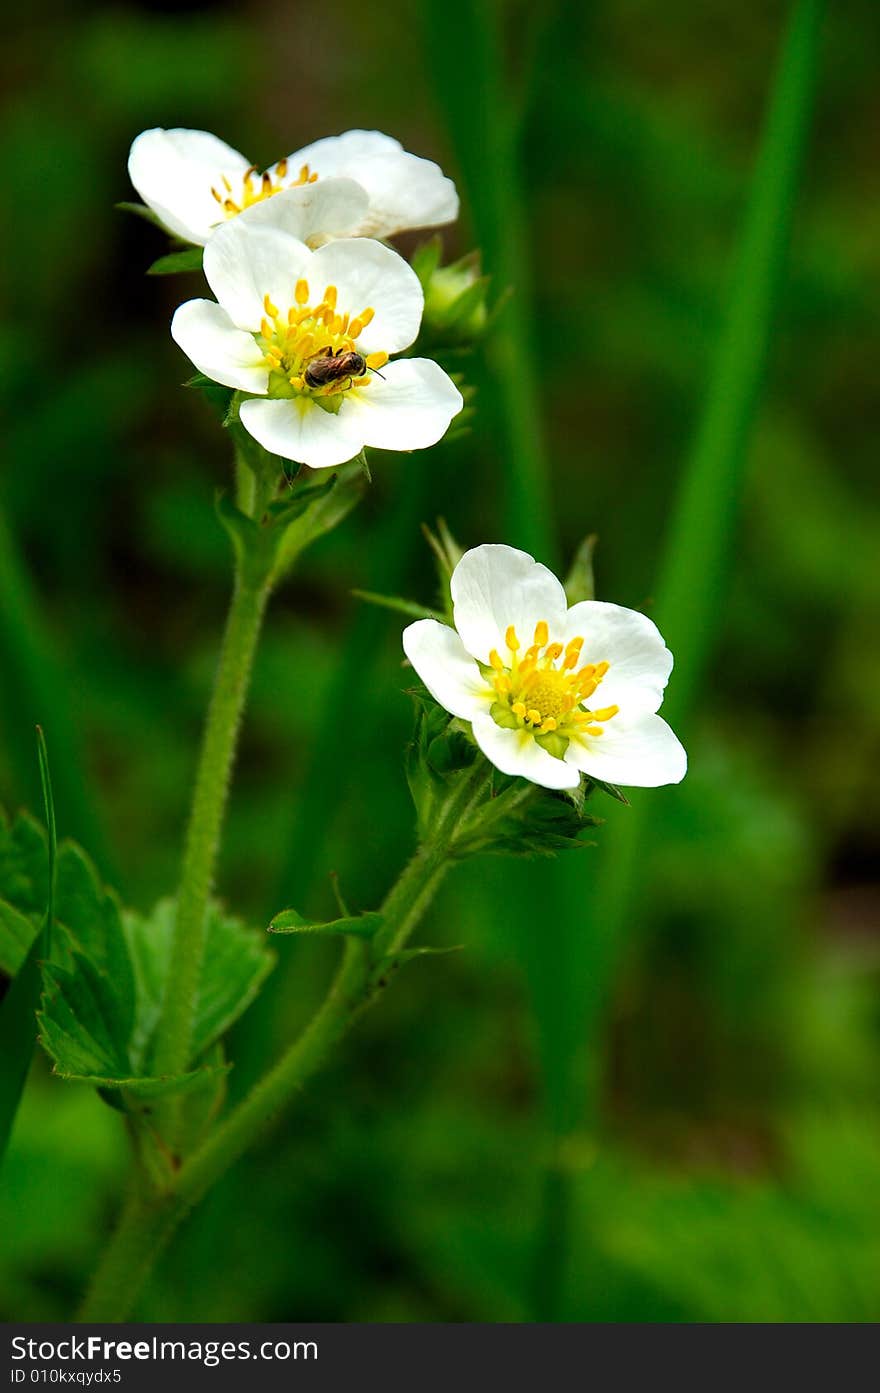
[2,0,880,1322]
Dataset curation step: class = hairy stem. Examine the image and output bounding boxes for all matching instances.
[152,562,271,1090]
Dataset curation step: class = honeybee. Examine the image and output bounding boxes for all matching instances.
[304,348,367,390]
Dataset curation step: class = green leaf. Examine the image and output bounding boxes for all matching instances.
[0,734,56,1164]
[0,931,46,1161]
[0,898,38,978]
[147,247,204,276]
[123,898,275,1070]
[54,844,135,1030]
[352,589,446,623]
[269,908,383,939]
[0,808,48,918]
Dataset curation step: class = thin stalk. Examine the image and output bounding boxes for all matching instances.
[79,762,491,1321]
[152,561,272,1089]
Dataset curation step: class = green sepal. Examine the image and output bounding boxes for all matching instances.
[115,201,167,229]
[564,534,598,605]
[147,247,204,276]
[268,909,383,940]
[184,374,235,421]
[586,776,630,806]
[266,472,338,529]
[353,589,446,624]
[405,688,480,841]
[411,234,443,288]
[422,518,463,597]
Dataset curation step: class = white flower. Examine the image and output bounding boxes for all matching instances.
[403,545,687,792]
[128,127,458,248]
[171,216,463,469]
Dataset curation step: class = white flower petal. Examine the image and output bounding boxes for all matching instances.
[203,222,313,331]
[564,713,687,788]
[471,714,580,791]
[170,299,268,393]
[238,177,369,243]
[450,545,568,666]
[239,396,364,469]
[337,359,462,454]
[402,620,494,721]
[563,600,674,716]
[344,152,458,239]
[309,239,424,354]
[287,130,457,238]
[288,130,404,169]
[128,128,251,246]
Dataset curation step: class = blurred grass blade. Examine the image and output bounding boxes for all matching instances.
[0,729,57,1166]
[656,0,824,719]
[590,0,824,982]
[0,508,108,868]
[532,0,824,1314]
[423,0,555,560]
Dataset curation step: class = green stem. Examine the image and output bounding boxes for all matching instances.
[152,561,272,1087]
[78,761,491,1322]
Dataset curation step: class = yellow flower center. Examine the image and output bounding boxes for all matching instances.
[211,159,318,218]
[488,622,618,740]
[256,280,389,400]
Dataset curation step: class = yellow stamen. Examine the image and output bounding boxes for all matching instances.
[366,350,389,370]
[588,704,619,722]
[348,317,364,338]
[533,620,549,648]
[276,157,288,178]
[512,701,526,718]
[494,675,511,694]
[544,642,563,663]
[585,725,604,736]
[563,638,584,670]
[505,625,520,653]
[527,709,542,726]
[261,318,274,340]
[295,279,309,305]
[263,293,279,318]
[540,717,557,732]
[324,285,338,310]
[359,307,375,327]
[489,649,504,671]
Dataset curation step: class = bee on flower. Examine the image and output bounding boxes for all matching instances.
[403,545,687,791]
[170,216,463,468]
[128,127,459,247]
